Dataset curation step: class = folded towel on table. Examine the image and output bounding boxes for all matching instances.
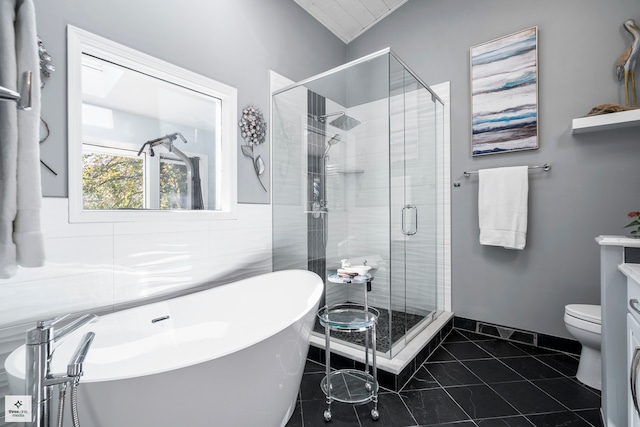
[337,269,358,278]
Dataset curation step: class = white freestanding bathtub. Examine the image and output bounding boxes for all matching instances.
[5,270,323,427]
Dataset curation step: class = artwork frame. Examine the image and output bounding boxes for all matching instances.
[470,27,538,156]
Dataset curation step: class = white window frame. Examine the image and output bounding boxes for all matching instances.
[67,25,237,222]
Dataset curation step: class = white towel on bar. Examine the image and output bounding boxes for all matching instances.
[478,166,528,250]
[0,0,44,278]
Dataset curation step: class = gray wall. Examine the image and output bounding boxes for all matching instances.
[30,0,640,338]
[348,0,640,338]
[35,0,346,203]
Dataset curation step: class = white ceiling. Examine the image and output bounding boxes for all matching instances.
[294,0,408,44]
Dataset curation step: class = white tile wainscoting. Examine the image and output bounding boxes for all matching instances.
[0,197,272,424]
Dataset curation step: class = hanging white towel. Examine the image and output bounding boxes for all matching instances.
[478,166,528,250]
[0,0,20,278]
[0,0,44,278]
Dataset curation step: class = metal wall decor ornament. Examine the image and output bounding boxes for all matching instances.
[38,36,55,88]
[470,27,539,156]
[37,35,57,175]
[239,105,267,192]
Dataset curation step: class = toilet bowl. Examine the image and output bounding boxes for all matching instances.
[564,304,601,390]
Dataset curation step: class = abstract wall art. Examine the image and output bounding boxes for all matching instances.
[470,27,538,156]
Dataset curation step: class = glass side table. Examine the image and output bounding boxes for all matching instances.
[317,273,379,422]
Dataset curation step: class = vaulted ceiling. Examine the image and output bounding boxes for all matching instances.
[294,0,408,44]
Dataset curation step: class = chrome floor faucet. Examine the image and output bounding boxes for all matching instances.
[25,314,98,427]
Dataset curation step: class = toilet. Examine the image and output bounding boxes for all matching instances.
[564,304,602,390]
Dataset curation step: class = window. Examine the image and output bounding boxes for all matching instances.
[82,145,144,210]
[82,143,209,210]
[67,25,237,222]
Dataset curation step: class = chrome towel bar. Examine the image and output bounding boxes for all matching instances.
[463,163,551,177]
[0,71,32,110]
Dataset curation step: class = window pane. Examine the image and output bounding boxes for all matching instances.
[160,159,188,209]
[81,53,221,211]
[82,152,144,209]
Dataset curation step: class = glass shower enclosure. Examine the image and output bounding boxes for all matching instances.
[272,49,444,359]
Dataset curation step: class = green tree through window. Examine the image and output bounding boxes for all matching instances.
[160,160,188,209]
[82,152,144,209]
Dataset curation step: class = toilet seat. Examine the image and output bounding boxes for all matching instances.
[565,304,601,324]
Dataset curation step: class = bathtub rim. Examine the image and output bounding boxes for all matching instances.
[5,269,323,384]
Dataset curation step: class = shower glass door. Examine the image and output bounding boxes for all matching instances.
[272,48,444,360]
[388,55,441,356]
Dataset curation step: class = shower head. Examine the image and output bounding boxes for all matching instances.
[327,134,341,146]
[323,134,342,158]
[313,111,361,131]
[328,114,360,131]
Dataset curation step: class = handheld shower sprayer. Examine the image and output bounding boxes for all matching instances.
[323,134,342,158]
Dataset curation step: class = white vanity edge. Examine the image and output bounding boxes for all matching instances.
[596,235,640,248]
[619,263,640,283]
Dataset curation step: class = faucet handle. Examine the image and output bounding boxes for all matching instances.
[27,314,71,345]
[38,314,72,329]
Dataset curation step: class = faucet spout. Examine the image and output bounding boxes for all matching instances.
[67,332,96,378]
[54,314,98,344]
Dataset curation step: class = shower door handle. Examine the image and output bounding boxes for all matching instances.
[402,205,418,236]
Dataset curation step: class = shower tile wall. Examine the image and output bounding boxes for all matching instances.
[342,82,451,319]
[323,97,350,307]
[0,197,272,422]
[307,91,327,298]
[272,83,309,273]
[308,93,352,307]
[342,99,392,311]
[433,82,451,313]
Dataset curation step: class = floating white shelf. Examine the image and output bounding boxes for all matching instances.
[572,108,640,134]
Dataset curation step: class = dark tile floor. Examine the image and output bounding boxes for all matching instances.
[287,328,602,426]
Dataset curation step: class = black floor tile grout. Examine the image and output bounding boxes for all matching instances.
[289,327,602,427]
